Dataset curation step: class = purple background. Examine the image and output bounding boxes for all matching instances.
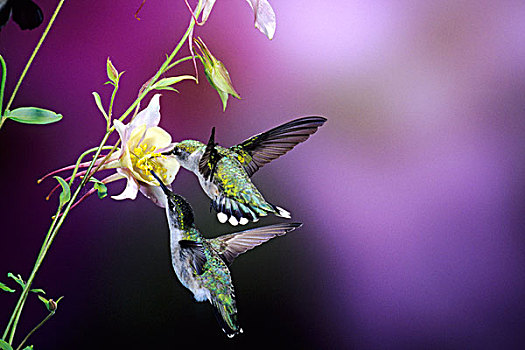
[2,1,525,349]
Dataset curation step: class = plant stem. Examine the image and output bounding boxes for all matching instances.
[0,55,7,130]
[117,0,203,124]
[164,56,195,73]
[4,0,65,113]
[2,0,203,344]
[4,130,112,344]
[2,203,60,342]
[68,146,114,186]
[15,312,54,350]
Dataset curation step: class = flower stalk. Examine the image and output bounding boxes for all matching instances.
[2,0,205,346]
[0,0,66,133]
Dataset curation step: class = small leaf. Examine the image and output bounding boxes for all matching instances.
[30,288,45,294]
[53,176,71,209]
[6,107,62,125]
[94,182,107,199]
[38,295,50,310]
[0,339,13,350]
[22,346,34,350]
[152,86,179,93]
[0,281,15,293]
[151,75,196,90]
[106,57,119,84]
[8,273,25,288]
[92,92,108,121]
[90,178,108,199]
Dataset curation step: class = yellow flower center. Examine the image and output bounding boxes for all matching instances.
[130,143,168,183]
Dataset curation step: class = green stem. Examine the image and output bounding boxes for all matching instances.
[2,204,60,342]
[117,0,203,124]
[15,312,54,350]
[0,55,7,130]
[2,0,203,344]
[107,82,118,130]
[4,130,112,344]
[164,56,195,73]
[4,0,65,113]
[68,146,114,186]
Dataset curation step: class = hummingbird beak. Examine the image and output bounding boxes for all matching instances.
[150,170,171,195]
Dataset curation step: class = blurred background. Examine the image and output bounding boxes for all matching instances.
[1,0,525,349]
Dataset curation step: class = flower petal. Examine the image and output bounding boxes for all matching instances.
[129,94,161,131]
[139,183,169,208]
[114,119,130,146]
[111,169,139,200]
[245,0,276,40]
[141,126,173,150]
[202,0,217,23]
[156,157,180,184]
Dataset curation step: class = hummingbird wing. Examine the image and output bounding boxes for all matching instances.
[198,127,223,180]
[210,223,302,265]
[229,116,327,177]
[179,240,207,275]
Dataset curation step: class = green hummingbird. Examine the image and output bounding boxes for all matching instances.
[150,171,302,337]
[163,116,326,226]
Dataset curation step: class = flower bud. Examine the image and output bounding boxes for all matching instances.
[48,299,57,311]
[194,37,240,111]
[106,57,119,85]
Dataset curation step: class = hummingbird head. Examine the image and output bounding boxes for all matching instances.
[163,140,203,170]
[150,170,195,229]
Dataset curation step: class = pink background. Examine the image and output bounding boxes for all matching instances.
[1,1,525,348]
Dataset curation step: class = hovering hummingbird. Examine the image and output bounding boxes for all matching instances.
[163,116,326,226]
[150,171,302,338]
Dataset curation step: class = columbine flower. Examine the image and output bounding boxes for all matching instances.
[200,0,276,40]
[105,94,180,206]
[39,94,179,208]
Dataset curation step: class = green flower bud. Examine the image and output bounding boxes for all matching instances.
[194,37,241,111]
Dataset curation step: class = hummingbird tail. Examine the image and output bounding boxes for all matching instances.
[211,297,242,338]
[272,204,291,219]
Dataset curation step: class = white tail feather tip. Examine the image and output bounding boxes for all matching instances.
[228,216,239,226]
[217,212,228,223]
[276,206,291,219]
[239,217,249,225]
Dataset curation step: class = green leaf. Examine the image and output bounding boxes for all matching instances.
[30,288,45,294]
[90,178,108,199]
[94,182,107,199]
[53,176,71,209]
[0,339,13,350]
[8,273,25,288]
[151,75,196,91]
[6,107,62,125]
[92,92,108,121]
[152,86,179,93]
[22,346,34,350]
[38,295,50,310]
[0,281,15,293]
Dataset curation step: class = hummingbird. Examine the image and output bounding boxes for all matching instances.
[150,170,302,337]
[163,116,326,226]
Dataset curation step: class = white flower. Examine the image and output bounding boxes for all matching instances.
[41,95,180,209]
[201,0,276,40]
[104,94,180,207]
